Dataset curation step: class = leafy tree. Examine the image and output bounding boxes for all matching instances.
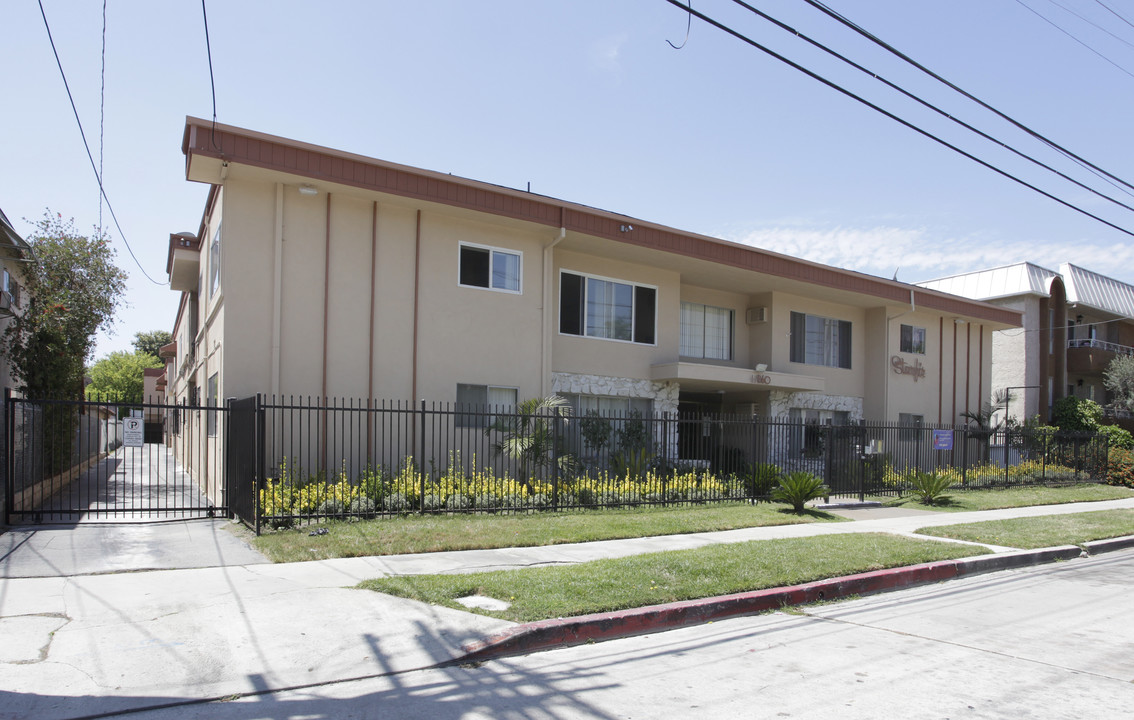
[1103,355,1134,413]
[132,329,172,362]
[86,350,163,402]
[2,211,128,396]
[2,212,127,473]
[1051,396,1103,433]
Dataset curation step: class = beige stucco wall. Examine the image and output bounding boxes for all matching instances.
[167,171,1011,432]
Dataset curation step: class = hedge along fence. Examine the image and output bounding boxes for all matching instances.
[243,396,1111,530]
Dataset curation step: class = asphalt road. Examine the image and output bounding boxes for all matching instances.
[127,548,1134,720]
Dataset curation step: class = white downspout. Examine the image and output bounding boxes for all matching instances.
[271,183,284,399]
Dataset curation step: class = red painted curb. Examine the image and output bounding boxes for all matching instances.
[457,546,1082,663]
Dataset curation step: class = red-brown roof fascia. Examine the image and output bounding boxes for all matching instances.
[182,117,1021,327]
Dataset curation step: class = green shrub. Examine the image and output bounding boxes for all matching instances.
[771,471,828,513]
[1108,447,1134,488]
[421,494,445,512]
[445,494,471,511]
[908,470,953,505]
[383,493,412,514]
[348,497,376,516]
[744,463,781,498]
[1098,424,1134,451]
[474,493,501,511]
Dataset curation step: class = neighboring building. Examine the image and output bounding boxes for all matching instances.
[0,207,32,393]
[1,207,32,524]
[918,262,1134,423]
[163,118,1019,479]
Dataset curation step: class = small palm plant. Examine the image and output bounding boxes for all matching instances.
[486,395,572,488]
[908,470,953,505]
[771,470,828,513]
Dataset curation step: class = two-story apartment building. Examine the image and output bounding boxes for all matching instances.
[919,262,1134,423]
[162,118,1019,481]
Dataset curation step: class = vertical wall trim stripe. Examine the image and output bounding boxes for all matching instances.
[978,325,984,415]
[964,323,972,418]
[938,316,944,425]
[367,201,378,458]
[412,210,422,404]
[952,320,958,423]
[320,193,332,470]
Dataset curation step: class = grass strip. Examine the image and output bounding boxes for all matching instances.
[253,503,842,563]
[917,509,1134,549]
[358,533,989,623]
[884,483,1133,513]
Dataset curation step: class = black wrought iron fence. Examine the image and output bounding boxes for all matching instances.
[233,395,1110,532]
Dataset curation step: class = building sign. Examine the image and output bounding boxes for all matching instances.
[933,429,953,451]
[751,373,772,385]
[891,356,926,382]
[123,417,144,447]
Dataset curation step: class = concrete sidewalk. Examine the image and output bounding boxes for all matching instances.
[1,497,1132,720]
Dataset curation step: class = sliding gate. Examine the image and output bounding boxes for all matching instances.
[3,394,226,524]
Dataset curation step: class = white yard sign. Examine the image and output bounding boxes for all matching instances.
[123,417,144,447]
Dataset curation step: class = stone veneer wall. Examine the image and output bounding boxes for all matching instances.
[551,373,680,415]
[767,391,863,421]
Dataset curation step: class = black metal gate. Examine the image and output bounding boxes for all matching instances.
[824,423,867,500]
[3,393,226,524]
[226,395,262,533]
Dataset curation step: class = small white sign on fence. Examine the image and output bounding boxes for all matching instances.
[123,417,144,447]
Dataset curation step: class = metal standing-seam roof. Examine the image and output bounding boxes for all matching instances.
[1060,263,1134,318]
[916,262,1060,301]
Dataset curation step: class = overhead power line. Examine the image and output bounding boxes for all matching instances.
[799,0,1134,197]
[726,0,1134,217]
[659,0,1134,239]
[1014,0,1134,79]
[36,0,166,286]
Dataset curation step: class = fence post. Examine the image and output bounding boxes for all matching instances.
[551,412,561,509]
[419,399,426,513]
[255,393,265,536]
[961,427,968,486]
[4,387,11,526]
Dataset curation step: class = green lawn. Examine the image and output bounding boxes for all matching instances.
[884,483,1133,512]
[917,509,1134,549]
[253,502,843,562]
[359,533,989,623]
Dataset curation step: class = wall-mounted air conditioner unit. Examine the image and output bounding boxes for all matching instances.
[745,306,767,324]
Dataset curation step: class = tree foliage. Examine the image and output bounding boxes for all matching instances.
[2,212,127,396]
[132,329,172,362]
[1104,355,1134,413]
[1051,396,1103,433]
[86,350,163,402]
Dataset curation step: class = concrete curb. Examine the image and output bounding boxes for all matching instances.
[1082,534,1134,555]
[457,545,1083,664]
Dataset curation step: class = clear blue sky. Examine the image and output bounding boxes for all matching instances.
[4,1,1134,362]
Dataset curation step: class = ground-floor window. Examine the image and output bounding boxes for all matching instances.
[559,393,654,455]
[455,384,518,428]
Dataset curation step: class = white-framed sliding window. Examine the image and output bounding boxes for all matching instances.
[459,242,522,293]
[680,302,734,360]
[559,270,657,345]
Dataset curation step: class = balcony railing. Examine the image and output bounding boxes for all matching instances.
[1067,338,1134,356]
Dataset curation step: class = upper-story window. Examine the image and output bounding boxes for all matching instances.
[208,226,221,299]
[459,243,521,293]
[900,324,926,354]
[790,311,851,369]
[560,270,656,345]
[680,302,733,360]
